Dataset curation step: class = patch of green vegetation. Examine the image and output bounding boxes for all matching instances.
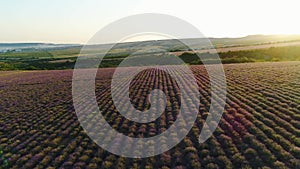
[179,46,300,65]
[1,45,300,70]
[0,51,53,60]
[220,46,300,62]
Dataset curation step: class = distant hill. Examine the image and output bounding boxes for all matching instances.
[81,34,300,53]
[2,34,300,52]
[0,43,80,52]
[209,34,300,47]
[1,34,300,70]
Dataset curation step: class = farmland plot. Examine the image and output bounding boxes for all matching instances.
[0,62,299,168]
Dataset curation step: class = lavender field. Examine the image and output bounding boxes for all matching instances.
[0,62,299,168]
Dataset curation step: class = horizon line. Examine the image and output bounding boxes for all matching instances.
[1,34,300,45]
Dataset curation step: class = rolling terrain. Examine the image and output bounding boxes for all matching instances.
[1,35,300,70]
[0,62,299,168]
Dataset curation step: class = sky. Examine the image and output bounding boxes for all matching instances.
[0,0,300,44]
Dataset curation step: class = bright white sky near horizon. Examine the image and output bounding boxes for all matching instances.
[1,0,300,44]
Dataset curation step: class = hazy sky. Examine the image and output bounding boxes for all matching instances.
[1,0,299,44]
